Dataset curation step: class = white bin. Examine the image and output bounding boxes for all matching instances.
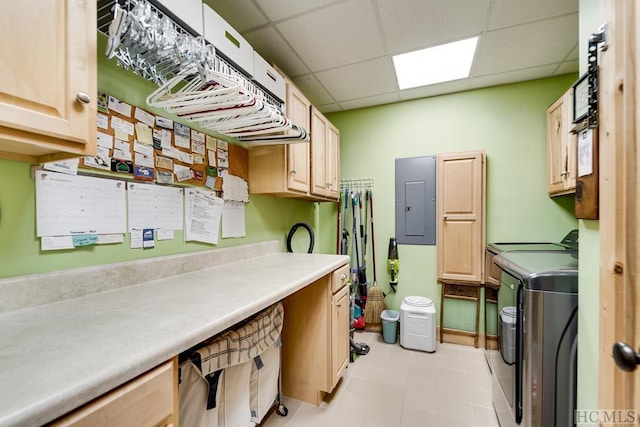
[500,306,517,364]
[400,296,437,352]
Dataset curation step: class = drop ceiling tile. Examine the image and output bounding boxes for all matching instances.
[254,0,341,22]
[291,74,335,106]
[275,0,385,71]
[566,44,579,60]
[473,14,578,76]
[489,0,578,30]
[316,103,342,114]
[470,64,558,88]
[398,79,471,101]
[377,0,490,54]
[315,57,397,102]
[203,0,268,32]
[243,27,310,77]
[554,60,579,75]
[339,93,401,111]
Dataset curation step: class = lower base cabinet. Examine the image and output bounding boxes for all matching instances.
[281,264,350,405]
[52,359,177,427]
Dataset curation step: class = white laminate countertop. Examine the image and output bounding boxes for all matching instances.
[0,252,349,427]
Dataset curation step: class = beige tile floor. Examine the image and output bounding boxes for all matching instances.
[262,331,500,427]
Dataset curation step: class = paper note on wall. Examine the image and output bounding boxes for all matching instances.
[35,170,127,237]
[222,174,249,202]
[127,182,184,232]
[184,189,223,245]
[222,201,246,238]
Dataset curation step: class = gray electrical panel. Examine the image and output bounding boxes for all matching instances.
[395,156,436,245]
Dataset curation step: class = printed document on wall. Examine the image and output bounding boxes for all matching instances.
[222,201,246,238]
[35,170,126,236]
[185,189,223,245]
[127,183,184,232]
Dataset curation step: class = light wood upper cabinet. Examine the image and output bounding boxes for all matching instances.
[286,83,311,193]
[249,78,311,196]
[311,108,340,199]
[248,75,339,201]
[52,360,177,427]
[327,122,340,199]
[437,151,486,284]
[0,0,97,163]
[546,89,577,196]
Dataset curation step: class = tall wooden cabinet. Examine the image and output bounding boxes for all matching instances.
[436,151,486,284]
[248,77,340,201]
[0,0,97,163]
[546,89,577,196]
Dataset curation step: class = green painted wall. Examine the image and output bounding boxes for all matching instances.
[577,0,601,418]
[325,75,579,332]
[0,35,317,279]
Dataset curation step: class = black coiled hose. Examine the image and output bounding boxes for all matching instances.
[286,222,314,254]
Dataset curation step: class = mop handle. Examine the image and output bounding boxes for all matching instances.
[369,190,377,283]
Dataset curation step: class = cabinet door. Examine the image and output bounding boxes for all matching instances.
[330,285,350,389]
[546,91,574,195]
[437,151,486,283]
[327,122,340,199]
[0,0,96,162]
[311,109,329,196]
[286,84,311,192]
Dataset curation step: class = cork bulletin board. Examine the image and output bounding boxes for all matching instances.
[84,92,248,190]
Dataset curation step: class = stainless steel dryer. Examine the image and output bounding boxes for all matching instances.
[491,250,578,427]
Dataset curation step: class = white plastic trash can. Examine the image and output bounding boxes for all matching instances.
[400,296,436,352]
[381,310,400,343]
[500,306,517,364]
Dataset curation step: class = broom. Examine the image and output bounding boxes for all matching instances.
[364,190,385,332]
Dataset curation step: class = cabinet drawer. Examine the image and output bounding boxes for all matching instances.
[331,264,350,293]
[52,361,175,427]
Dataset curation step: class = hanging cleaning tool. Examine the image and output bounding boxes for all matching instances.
[341,188,350,256]
[357,192,367,303]
[388,237,399,293]
[351,192,363,303]
[364,190,386,331]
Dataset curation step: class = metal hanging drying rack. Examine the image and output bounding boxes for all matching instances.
[96,0,309,144]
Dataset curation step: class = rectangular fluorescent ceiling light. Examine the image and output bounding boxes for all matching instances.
[393,37,479,90]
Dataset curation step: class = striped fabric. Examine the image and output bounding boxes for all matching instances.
[191,302,284,377]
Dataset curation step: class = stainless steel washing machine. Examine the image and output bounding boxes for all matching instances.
[490,250,578,427]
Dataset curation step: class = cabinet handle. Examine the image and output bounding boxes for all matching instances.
[76,92,91,104]
[290,169,296,174]
[327,183,332,188]
[560,171,569,176]
[340,273,347,280]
